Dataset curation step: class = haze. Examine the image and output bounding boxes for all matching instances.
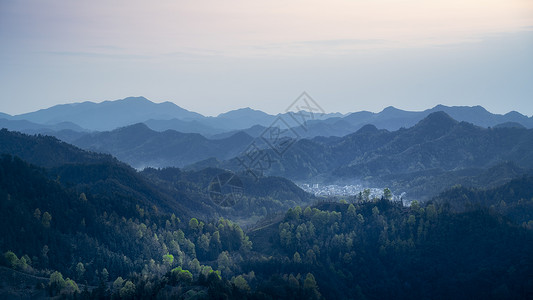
[1,0,532,116]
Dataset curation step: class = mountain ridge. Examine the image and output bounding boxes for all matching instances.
[185,112,533,200]
[70,123,255,169]
[3,97,531,138]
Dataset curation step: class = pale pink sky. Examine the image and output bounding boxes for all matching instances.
[1,0,532,115]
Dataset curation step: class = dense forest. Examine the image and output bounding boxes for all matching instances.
[1,129,533,299]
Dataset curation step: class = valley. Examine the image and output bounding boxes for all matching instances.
[1,98,532,299]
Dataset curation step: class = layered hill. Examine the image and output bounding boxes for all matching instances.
[3,96,531,139]
[11,96,203,131]
[1,123,533,299]
[0,128,314,222]
[187,112,533,200]
[70,123,255,169]
[211,112,533,180]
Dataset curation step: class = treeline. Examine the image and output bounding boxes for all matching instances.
[0,154,253,297]
[140,166,314,221]
[434,175,533,226]
[249,198,533,299]
[2,128,533,299]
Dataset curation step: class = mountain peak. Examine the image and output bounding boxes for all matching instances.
[415,111,458,130]
[217,107,268,118]
[356,124,379,134]
[381,106,400,113]
[112,122,155,136]
[433,104,448,110]
[120,96,151,104]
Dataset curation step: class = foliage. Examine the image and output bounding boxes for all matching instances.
[2,128,533,299]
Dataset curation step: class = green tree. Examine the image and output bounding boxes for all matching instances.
[210,231,222,253]
[293,251,302,263]
[426,204,437,219]
[383,188,392,200]
[197,234,210,254]
[33,208,41,220]
[407,214,416,226]
[363,189,371,201]
[289,274,300,288]
[304,273,321,299]
[75,262,85,281]
[372,206,380,216]
[63,278,79,295]
[347,204,357,218]
[119,280,136,299]
[189,218,199,231]
[410,200,421,213]
[79,192,87,202]
[188,258,201,276]
[20,255,31,270]
[49,271,66,295]
[163,254,174,267]
[113,276,124,292]
[217,251,232,276]
[101,268,109,282]
[232,275,250,291]
[4,251,19,269]
[178,269,193,283]
[357,213,365,224]
[287,207,301,220]
[42,211,52,228]
[305,249,317,264]
[304,207,313,218]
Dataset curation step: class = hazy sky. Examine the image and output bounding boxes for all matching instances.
[1,0,532,116]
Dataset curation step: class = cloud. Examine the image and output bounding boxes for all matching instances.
[47,51,151,60]
[294,39,389,46]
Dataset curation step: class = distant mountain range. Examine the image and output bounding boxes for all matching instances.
[29,107,531,201]
[199,111,533,178]
[71,123,254,169]
[1,96,531,139]
[182,111,533,200]
[8,96,203,131]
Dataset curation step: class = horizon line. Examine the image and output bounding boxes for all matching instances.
[1,95,530,118]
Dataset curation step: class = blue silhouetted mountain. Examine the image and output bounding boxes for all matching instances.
[341,104,533,131]
[144,118,223,136]
[0,118,87,135]
[4,97,532,137]
[214,107,274,128]
[0,128,117,168]
[0,127,314,221]
[210,124,269,139]
[333,112,533,177]
[198,112,533,200]
[12,96,204,131]
[214,104,531,139]
[71,123,255,168]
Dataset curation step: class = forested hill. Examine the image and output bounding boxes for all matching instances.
[1,130,533,298]
[0,134,316,298]
[0,128,314,221]
[433,175,533,225]
[261,111,533,179]
[245,197,533,299]
[193,111,533,200]
[0,128,117,168]
[70,123,254,168]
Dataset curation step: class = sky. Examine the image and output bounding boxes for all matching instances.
[0,0,532,117]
